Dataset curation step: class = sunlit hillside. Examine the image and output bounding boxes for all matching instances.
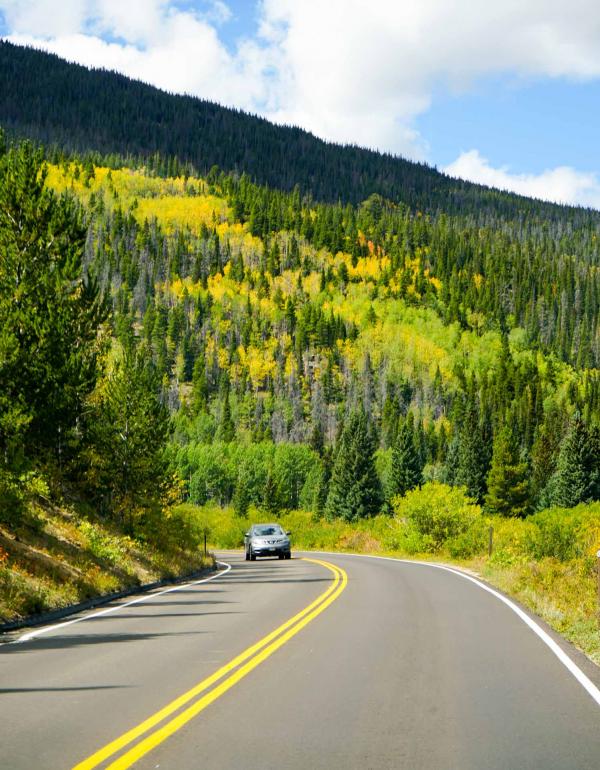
[38,158,600,523]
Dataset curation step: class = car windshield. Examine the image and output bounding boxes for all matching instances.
[253,525,283,536]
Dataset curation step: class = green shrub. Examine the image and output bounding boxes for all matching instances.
[164,505,208,550]
[392,482,483,553]
[173,503,247,549]
[526,503,600,562]
[77,520,126,564]
[0,470,26,526]
[446,519,488,558]
[0,470,48,526]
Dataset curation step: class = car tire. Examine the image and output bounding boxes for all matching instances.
[250,550,257,561]
[245,550,250,561]
[285,552,291,559]
[278,553,284,560]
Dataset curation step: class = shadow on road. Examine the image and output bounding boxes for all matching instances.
[223,577,331,585]
[0,629,211,655]
[0,685,131,694]
[82,611,243,620]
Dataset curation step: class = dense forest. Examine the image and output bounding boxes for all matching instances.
[2,40,600,226]
[2,41,600,550]
[0,140,598,533]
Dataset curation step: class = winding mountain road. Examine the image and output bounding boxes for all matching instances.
[1,552,599,769]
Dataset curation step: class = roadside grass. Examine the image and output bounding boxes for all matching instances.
[184,495,600,666]
[0,500,213,625]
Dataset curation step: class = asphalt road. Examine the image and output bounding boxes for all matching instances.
[1,552,600,769]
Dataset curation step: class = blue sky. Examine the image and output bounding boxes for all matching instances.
[419,76,600,174]
[3,0,600,207]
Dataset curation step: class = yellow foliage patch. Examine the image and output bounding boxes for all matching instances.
[349,255,391,281]
[208,273,241,304]
[135,195,230,233]
[169,277,204,300]
[302,272,322,296]
[239,341,278,390]
[217,347,230,369]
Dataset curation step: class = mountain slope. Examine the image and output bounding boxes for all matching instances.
[1,40,598,225]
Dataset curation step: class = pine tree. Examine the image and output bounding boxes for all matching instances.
[191,355,208,414]
[313,446,332,519]
[442,431,460,485]
[217,383,235,442]
[549,415,596,507]
[381,391,400,449]
[0,137,107,465]
[262,472,281,517]
[324,410,382,521]
[389,416,423,499]
[485,426,530,516]
[530,405,566,507]
[309,421,325,456]
[233,471,250,518]
[85,354,170,533]
[454,398,489,503]
[587,425,600,501]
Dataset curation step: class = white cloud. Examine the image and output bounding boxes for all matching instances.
[251,0,600,157]
[4,0,600,202]
[0,0,87,37]
[444,150,600,209]
[5,1,271,111]
[204,1,232,25]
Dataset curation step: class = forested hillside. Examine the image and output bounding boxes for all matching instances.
[2,40,600,226]
[36,155,600,521]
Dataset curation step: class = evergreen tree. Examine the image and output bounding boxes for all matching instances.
[324,410,382,521]
[485,426,530,516]
[233,470,250,518]
[549,415,597,507]
[0,137,107,466]
[530,405,566,508]
[313,446,332,519]
[85,354,171,533]
[309,421,325,456]
[262,472,281,517]
[442,431,460,486]
[389,416,424,499]
[381,391,400,449]
[454,398,489,503]
[191,356,208,413]
[587,425,600,501]
[217,383,235,442]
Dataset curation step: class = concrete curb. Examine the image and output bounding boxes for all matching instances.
[0,559,217,635]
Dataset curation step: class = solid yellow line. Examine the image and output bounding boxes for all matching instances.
[106,559,347,770]
[72,558,345,770]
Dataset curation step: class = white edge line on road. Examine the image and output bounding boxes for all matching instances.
[306,550,600,709]
[8,561,232,644]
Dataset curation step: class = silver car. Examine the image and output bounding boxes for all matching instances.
[244,523,291,561]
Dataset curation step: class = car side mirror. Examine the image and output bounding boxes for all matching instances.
[286,530,291,536]
[245,532,250,537]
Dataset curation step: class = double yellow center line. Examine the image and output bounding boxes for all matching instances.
[73,557,347,770]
